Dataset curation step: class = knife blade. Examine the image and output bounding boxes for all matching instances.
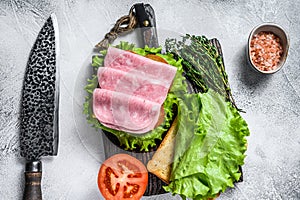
[20,13,59,200]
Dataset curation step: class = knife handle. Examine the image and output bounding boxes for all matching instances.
[23,161,42,200]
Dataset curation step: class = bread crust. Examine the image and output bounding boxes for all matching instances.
[147,116,178,184]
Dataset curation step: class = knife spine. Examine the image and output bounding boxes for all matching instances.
[51,13,60,156]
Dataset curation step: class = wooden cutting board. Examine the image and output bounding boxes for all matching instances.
[101,38,236,196]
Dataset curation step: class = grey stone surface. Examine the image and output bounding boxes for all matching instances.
[0,0,299,199]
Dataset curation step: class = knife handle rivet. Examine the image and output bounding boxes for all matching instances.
[143,20,149,27]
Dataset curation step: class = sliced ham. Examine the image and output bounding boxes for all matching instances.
[93,47,177,134]
[93,89,161,133]
[98,67,169,104]
[104,47,177,83]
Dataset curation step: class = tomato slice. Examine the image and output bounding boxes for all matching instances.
[98,154,148,200]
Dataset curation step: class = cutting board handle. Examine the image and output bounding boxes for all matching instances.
[23,161,42,200]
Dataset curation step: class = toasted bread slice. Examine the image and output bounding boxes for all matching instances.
[147,116,178,184]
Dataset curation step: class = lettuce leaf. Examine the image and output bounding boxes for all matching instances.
[163,90,249,199]
[83,41,187,151]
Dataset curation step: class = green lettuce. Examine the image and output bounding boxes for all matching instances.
[163,90,249,199]
[83,41,187,151]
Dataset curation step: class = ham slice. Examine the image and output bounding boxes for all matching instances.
[93,89,161,133]
[98,67,169,104]
[93,47,177,134]
[104,47,176,83]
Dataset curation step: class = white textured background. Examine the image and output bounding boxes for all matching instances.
[0,0,299,199]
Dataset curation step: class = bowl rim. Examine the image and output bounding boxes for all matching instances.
[247,22,290,74]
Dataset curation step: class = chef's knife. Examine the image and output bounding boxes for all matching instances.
[20,13,59,200]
